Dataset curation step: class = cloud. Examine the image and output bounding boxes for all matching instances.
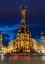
[27,23,38,27]
[0,24,20,45]
[0,23,20,31]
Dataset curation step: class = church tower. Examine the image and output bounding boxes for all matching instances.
[41,31,44,43]
[0,31,2,51]
[41,31,45,45]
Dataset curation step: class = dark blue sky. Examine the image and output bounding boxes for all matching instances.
[0,0,45,46]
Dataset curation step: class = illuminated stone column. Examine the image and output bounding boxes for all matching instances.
[19,5,27,25]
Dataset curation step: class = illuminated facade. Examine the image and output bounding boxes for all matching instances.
[2,45,7,54]
[7,40,13,53]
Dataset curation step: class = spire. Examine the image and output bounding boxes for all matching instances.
[19,5,27,25]
[41,31,44,36]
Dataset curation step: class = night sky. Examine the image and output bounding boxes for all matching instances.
[0,0,45,46]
